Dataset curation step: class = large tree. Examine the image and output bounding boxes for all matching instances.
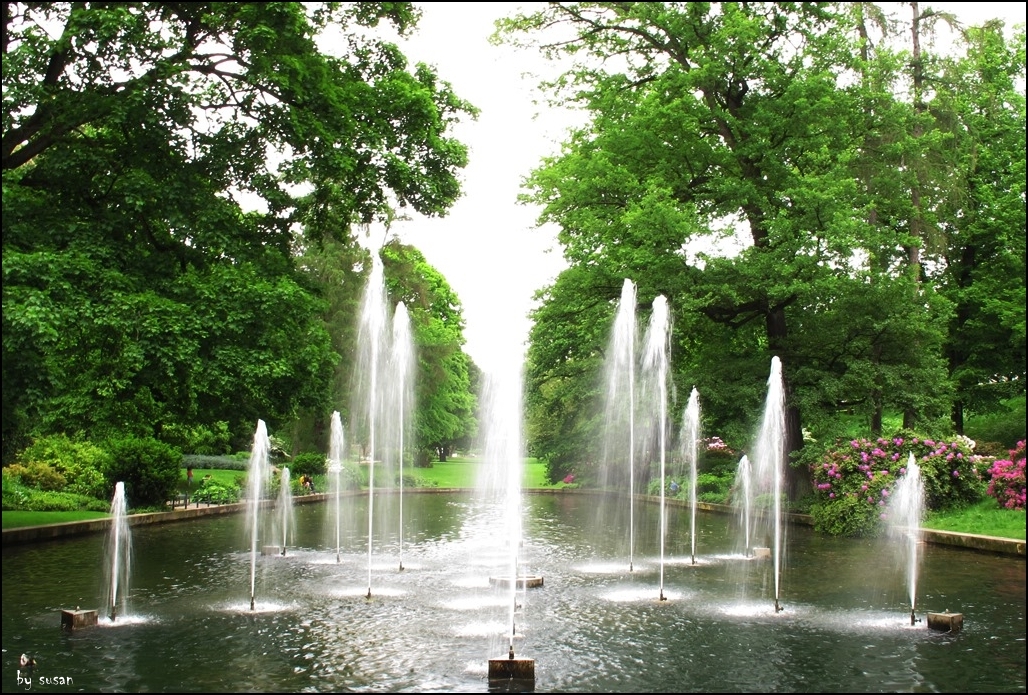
[2,2,476,457]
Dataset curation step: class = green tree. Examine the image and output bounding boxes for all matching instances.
[2,3,476,458]
[381,240,476,462]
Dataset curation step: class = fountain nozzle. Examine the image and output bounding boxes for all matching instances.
[774,598,783,613]
[910,610,921,626]
[250,596,255,611]
[508,646,515,660]
[109,606,116,622]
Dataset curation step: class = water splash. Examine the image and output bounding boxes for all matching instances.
[276,467,294,556]
[735,454,754,556]
[101,481,131,621]
[602,278,638,571]
[753,357,786,612]
[245,419,271,611]
[390,301,415,572]
[889,452,925,625]
[477,366,527,660]
[328,411,346,563]
[680,387,701,565]
[640,295,670,601]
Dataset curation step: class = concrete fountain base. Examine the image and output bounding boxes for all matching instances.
[488,655,535,680]
[752,547,772,559]
[926,610,963,632]
[261,545,287,556]
[60,608,98,630]
[489,575,544,588]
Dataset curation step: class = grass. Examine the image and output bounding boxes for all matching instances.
[410,456,558,490]
[176,468,244,494]
[923,499,1026,540]
[2,510,110,529]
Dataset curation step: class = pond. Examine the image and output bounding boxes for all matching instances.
[2,491,1025,692]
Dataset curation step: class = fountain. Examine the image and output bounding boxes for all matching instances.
[245,419,272,611]
[390,301,414,572]
[479,367,536,682]
[752,356,787,612]
[679,388,701,565]
[15,492,1022,691]
[101,481,131,622]
[351,251,409,597]
[328,410,346,563]
[273,467,295,557]
[889,452,925,626]
[734,454,754,557]
[639,294,670,601]
[601,278,638,571]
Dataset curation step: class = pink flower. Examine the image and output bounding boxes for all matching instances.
[952,470,959,477]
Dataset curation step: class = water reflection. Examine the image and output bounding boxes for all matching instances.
[2,492,1024,693]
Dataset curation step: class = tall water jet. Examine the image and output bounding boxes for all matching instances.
[640,295,670,600]
[753,357,786,612]
[480,366,535,681]
[735,454,754,556]
[353,252,390,599]
[328,411,346,563]
[889,452,925,625]
[680,388,701,565]
[601,278,638,571]
[275,467,295,557]
[389,301,415,572]
[101,481,131,622]
[245,419,272,611]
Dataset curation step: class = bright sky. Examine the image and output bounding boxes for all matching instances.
[383,2,1026,375]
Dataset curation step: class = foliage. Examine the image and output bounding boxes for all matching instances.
[986,441,1026,510]
[12,434,111,499]
[289,452,328,478]
[2,472,108,512]
[2,2,475,459]
[195,478,240,505]
[965,396,1027,449]
[160,422,232,456]
[104,437,182,508]
[499,3,1025,495]
[806,431,985,536]
[181,454,249,471]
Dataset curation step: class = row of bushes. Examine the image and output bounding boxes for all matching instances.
[3,435,181,511]
[650,431,1024,537]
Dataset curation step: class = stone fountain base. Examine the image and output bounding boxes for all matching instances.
[752,547,772,559]
[261,545,287,556]
[61,608,98,630]
[489,575,544,588]
[927,611,963,632]
[488,656,535,680]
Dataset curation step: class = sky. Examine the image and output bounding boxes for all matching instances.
[377,2,1026,375]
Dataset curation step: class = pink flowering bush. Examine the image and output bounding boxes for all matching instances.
[987,441,1026,511]
[806,430,984,537]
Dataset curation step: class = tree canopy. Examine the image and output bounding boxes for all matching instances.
[500,2,1025,488]
[2,2,478,458]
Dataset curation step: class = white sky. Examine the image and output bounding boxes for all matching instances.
[383,2,1026,375]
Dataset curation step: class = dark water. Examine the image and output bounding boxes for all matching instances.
[2,492,1025,693]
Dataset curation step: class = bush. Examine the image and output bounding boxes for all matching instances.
[160,421,232,455]
[105,437,182,508]
[289,452,327,477]
[13,434,110,499]
[807,430,985,537]
[181,454,249,471]
[2,475,108,512]
[987,441,1026,511]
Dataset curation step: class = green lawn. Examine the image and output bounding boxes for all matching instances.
[2,510,110,529]
[176,468,244,494]
[923,499,1026,540]
[411,456,558,489]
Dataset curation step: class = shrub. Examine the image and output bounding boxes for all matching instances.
[14,434,110,499]
[807,430,984,537]
[987,441,1026,511]
[289,452,328,477]
[5,461,66,491]
[181,454,249,471]
[196,478,240,505]
[105,437,182,508]
[160,421,232,455]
